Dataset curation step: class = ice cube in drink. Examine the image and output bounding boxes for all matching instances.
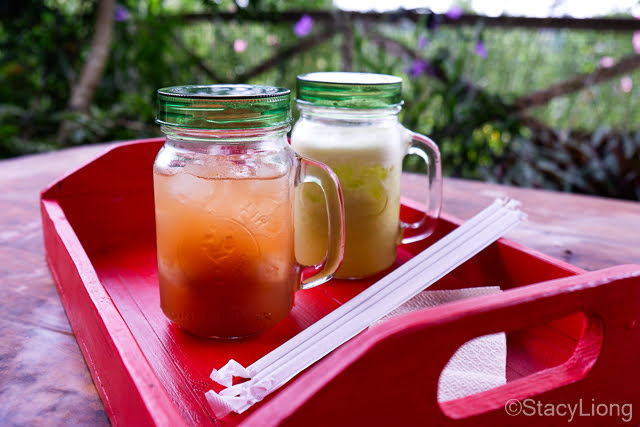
[154,167,297,338]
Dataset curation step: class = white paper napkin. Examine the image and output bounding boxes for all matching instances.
[373,286,506,402]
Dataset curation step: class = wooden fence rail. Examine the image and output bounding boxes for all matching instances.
[171,10,640,32]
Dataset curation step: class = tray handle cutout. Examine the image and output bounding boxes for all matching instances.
[438,310,603,419]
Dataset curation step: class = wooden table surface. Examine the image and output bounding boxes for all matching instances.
[1,142,639,426]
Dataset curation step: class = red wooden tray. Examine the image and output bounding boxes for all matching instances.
[41,139,640,426]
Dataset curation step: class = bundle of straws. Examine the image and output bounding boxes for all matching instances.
[206,198,527,418]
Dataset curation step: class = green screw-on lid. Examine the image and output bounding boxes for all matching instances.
[296,72,403,109]
[156,84,292,129]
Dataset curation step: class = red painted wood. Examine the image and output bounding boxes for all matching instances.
[40,139,639,426]
[245,266,640,426]
[41,201,187,426]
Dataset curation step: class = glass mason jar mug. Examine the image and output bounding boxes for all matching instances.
[291,72,442,279]
[154,85,345,338]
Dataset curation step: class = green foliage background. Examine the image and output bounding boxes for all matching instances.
[1,0,639,199]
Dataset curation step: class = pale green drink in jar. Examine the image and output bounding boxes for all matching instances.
[292,72,443,279]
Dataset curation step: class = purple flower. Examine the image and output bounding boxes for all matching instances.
[620,76,633,93]
[418,35,428,49]
[474,41,487,58]
[294,15,313,37]
[233,39,247,53]
[114,4,130,22]
[407,59,430,78]
[600,56,615,68]
[446,5,463,20]
[633,31,640,54]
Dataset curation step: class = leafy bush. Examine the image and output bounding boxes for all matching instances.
[495,127,640,200]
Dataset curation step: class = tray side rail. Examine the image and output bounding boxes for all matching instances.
[41,198,190,426]
[243,265,640,426]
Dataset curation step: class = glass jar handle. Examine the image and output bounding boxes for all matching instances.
[297,157,345,289]
[400,130,443,244]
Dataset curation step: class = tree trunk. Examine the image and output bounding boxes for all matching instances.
[56,0,116,145]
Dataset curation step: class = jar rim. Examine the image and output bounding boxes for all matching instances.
[156,84,292,130]
[158,84,290,99]
[296,72,403,109]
